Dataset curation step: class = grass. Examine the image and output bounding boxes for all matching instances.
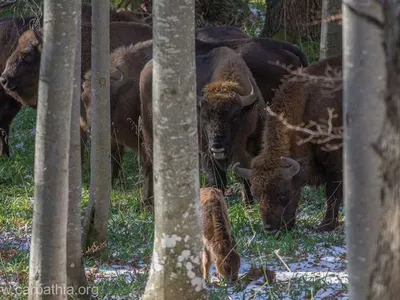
[0,3,346,299]
[0,106,347,299]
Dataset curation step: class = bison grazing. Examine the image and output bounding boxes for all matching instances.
[0,3,147,158]
[234,55,343,234]
[81,41,153,180]
[200,187,240,283]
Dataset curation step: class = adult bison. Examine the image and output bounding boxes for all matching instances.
[0,3,148,158]
[0,21,152,166]
[234,55,343,234]
[81,41,153,181]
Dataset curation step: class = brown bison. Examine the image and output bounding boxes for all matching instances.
[0,3,147,157]
[81,40,153,180]
[200,187,240,283]
[234,55,343,234]
[140,38,308,204]
[0,21,152,166]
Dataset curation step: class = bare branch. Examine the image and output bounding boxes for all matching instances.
[0,0,16,9]
[266,106,343,152]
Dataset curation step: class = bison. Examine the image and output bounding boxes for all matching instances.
[0,21,152,167]
[200,187,240,283]
[0,3,149,158]
[234,55,343,234]
[81,40,153,181]
[140,38,308,205]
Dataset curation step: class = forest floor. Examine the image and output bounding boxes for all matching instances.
[0,109,347,300]
[0,2,346,299]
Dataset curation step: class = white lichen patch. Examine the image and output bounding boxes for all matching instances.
[191,277,206,292]
[161,233,182,248]
[184,235,190,242]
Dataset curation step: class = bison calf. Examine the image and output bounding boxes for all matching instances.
[234,55,343,234]
[201,187,240,283]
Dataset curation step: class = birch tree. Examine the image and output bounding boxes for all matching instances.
[368,1,400,298]
[28,0,78,299]
[66,0,90,296]
[319,0,342,59]
[82,0,111,251]
[142,0,208,298]
[343,1,385,299]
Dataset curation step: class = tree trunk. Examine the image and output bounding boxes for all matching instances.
[343,1,385,299]
[67,0,90,297]
[368,1,400,298]
[82,0,111,253]
[319,0,342,59]
[261,0,322,42]
[142,0,208,298]
[28,0,78,299]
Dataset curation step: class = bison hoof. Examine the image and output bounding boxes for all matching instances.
[317,219,338,232]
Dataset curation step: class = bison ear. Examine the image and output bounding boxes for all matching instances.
[32,27,43,46]
[280,156,300,180]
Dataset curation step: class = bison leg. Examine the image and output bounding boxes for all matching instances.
[317,180,343,231]
[140,159,154,208]
[111,142,124,184]
[202,248,212,282]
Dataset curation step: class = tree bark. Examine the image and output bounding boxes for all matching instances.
[28,0,78,299]
[368,1,400,298]
[66,0,90,297]
[261,0,322,42]
[142,0,208,299]
[82,0,111,253]
[319,0,342,59]
[343,1,385,299]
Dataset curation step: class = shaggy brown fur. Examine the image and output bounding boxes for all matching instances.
[0,4,148,157]
[82,41,153,181]
[246,55,343,234]
[201,187,240,282]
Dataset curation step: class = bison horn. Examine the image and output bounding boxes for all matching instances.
[232,162,252,179]
[238,77,257,107]
[280,156,300,179]
[32,26,43,45]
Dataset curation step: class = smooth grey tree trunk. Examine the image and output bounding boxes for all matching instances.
[66,0,90,297]
[82,0,111,252]
[142,0,208,299]
[320,0,342,59]
[343,1,385,299]
[368,1,400,298]
[28,1,78,299]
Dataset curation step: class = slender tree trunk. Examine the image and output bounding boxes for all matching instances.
[368,1,400,298]
[82,0,111,253]
[343,1,385,299]
[28,1,78,299]
[67,0,90,297]
[142,0,208,298]
[319,0,342,59]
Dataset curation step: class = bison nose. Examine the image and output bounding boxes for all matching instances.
[210,144,226,159]
[0,76,15,91]
[263,224,279,236]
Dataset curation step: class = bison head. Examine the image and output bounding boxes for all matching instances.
[215,248,241,283]
[0,28,43,107]
[233,156,302,235]
[199,78,258,168]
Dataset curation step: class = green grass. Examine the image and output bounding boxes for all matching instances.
[0,105,346,299]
